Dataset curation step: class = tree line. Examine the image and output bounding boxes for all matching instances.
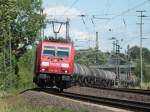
[0,0,45,90]
[75,46,150,84]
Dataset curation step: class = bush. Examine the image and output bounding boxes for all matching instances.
[134,61,150,83]
[0,52,17,90]
[18,49,35,89]
[75,49,107,65]
[0,48,35,90]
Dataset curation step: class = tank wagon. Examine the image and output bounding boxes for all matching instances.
[73,64,137,88]
[33,41,74,92]
[74,64,116,87]
[119,74,138,87]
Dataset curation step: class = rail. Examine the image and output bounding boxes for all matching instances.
[95,87,150,95]
[31,88,150,111]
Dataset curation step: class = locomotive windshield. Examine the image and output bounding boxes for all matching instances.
[57,47,69,57]
[43,46,55,56]
[43,46,69,57]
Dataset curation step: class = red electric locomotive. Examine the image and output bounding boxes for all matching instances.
[33,41,74,92]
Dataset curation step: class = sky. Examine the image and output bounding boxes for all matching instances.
[42,0,150,53]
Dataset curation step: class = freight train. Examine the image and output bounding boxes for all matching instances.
[33,41,137,92]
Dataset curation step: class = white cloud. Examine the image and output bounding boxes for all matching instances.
[71,30,94,40]
[45,28,95,40]
[44,6,81,18]
[71,30,96,48]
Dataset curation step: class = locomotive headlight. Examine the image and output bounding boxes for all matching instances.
[41,62,49,66]
[61,63,69,68]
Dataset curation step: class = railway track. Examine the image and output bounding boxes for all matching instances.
[61,92,150,111]
[96,87,150,95]
[34,88,150,112]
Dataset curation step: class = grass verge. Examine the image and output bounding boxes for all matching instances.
[0,91,78,112]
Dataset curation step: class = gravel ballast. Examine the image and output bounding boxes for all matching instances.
[19,90,132,112]
[65,86,150,103]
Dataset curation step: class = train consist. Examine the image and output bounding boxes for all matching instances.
[74,64,116,87]
[74,64,137,88]
[33,41,137,92]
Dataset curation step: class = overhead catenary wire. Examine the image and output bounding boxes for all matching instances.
[105,0,150,27]
[48,0,149,19]
[91,16,96,34]
[103,0,150,50]
[115,0,149,19]
[47,14,148,19]
[45,1,150,52]
[80,15,93,48]
[47,0,150,23]
[62,0,79,16]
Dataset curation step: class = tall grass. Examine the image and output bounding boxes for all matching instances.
[0,92,75,112]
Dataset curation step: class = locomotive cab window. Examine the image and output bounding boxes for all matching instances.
[57,47,69,57]
[43,46,56,56]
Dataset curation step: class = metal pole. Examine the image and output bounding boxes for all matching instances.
[112,41,116,53]
[115,40,121,86]
[136,10,147,88]
[127,45,131,78]
[140,17,143,88]
[40,8,43,41]
[95,32,98,64]
[66,18,70,41]
[116,40,118,75]
[96,32,99,50]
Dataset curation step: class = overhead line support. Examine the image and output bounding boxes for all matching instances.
[136,10,147,88]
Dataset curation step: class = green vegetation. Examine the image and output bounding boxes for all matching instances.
[0,102,75,112]
[0,91,89,112]
[129,46,150,84]
[0,0,45,90]
[134,61,150,83]
[130,46,150,63]
[75,48,107,65]
[18,49,35,89]
[45,36,71,43]
[0,94,75,112]
[0,49,35,90]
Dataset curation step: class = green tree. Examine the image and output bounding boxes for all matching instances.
[0,0,18,90]
[134,61,150,83]
[18,49,35,88]
[0,0,46,89]
[11,0,46,59]
[75,48,107,65]
[130,46,150,63]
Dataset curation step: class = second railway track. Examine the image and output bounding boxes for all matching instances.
[31,88,150,112]
[61,92,150,112]
[93,87,150,95]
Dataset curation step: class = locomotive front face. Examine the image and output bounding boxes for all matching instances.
[40,45,71,75]
[34,42,74,90]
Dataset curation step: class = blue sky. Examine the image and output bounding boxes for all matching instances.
[42,0,150,52]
